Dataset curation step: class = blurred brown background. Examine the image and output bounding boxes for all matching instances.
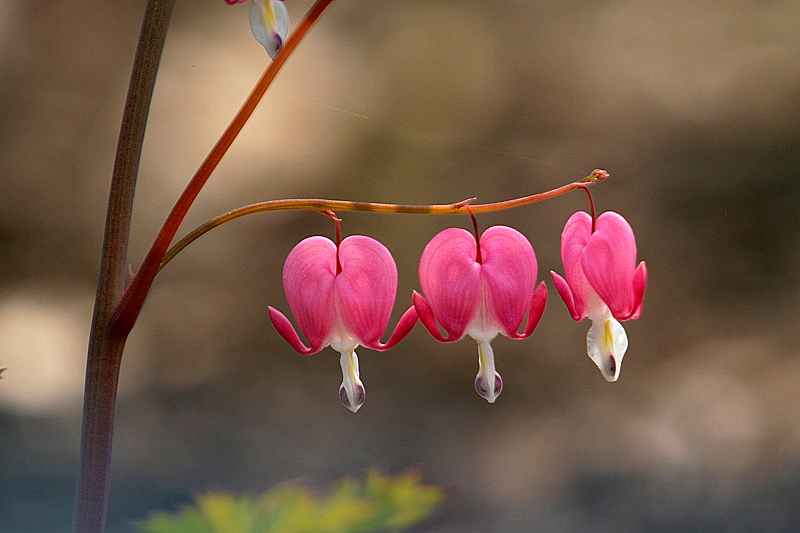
[2,0,800,531]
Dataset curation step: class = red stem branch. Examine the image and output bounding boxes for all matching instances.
[110,0,335,337]
[156,169,609,272]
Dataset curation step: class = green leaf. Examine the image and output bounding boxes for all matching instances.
[138,470,445,533]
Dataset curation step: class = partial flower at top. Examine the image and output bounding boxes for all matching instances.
[413,226,547,403]
[551,211,647,382]
[232,0,289,59]
[268,235,418,412]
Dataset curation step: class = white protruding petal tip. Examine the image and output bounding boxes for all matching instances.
[587,316,628,382]
[475,340,502,403]
[339,382,365,413]
[339,350,365,412]
[475,372,503,403]
[249,0,290,59]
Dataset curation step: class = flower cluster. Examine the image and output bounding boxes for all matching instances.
[269,211,646,411]
[219,2,648,411]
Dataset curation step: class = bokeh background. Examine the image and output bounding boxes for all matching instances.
[2,0,800,531]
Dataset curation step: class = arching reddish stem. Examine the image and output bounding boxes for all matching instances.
[467,206,483,264]
[322,210,343,274]
[579,184,597,233]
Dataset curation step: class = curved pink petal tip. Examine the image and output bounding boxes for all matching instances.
[506,281,548,339]
[625,261,647,320]
[367,305,419,351]
[412,291,453,342]
[268,306,319,355]
[551,271,583,321]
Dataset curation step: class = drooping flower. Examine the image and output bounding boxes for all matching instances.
[413,226,548,403]
[227,0,289,59]
[551,211,647,382]
[268,235,418,412]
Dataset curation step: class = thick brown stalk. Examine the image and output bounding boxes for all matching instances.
[74,1,176,531]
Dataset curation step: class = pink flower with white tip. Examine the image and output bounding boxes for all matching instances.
[551,211,647,382]
[413,226,548,403]
[269,235,418,412]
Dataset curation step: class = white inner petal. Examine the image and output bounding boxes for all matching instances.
[475,339,502,403]
[587,312,628,382]
[338,348,364,413]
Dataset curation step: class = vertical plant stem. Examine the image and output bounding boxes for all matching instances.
[74,1,176,531]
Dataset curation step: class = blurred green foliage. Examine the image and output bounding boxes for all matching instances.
[138,470,446,533]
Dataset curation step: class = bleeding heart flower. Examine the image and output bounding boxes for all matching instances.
[413,226,547,403]
[268,235,417,412]
[551,211,647,382]
[246,0,289,59]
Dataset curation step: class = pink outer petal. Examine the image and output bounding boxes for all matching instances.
[268,307,319,355]
[506,281,548,338]
[281,236,337,350]
[367,304,419,351]
[551,271,584,321]
[412,291,454,342]
[418,228,481,339]
[581,212,637,320]
[479,226,538,337]
[624,261,647,320]
[559,211,592,319]
[335,235,397,346]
